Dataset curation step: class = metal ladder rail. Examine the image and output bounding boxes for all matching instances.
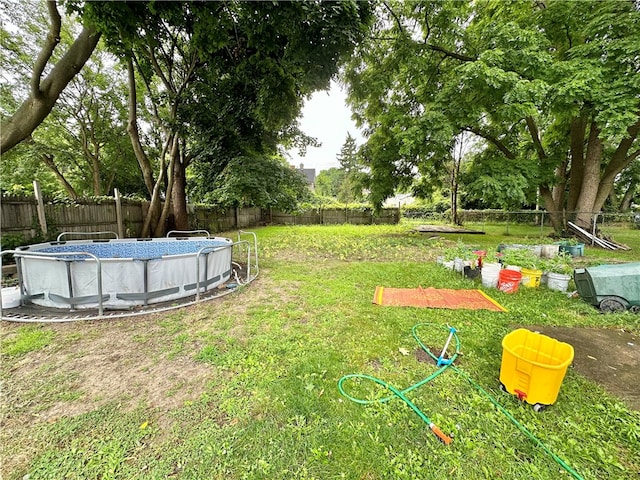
[237,230,259,280]
[57,231,119,241]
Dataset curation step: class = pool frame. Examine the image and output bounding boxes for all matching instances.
[1,231,258,318]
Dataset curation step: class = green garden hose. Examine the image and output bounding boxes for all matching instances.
[337,323,585,480]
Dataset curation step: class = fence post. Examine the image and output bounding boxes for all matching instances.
[33,180,48,237]
[114,188,124,238]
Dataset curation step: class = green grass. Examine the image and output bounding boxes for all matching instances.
[1,325,55,356]
[1,221,639,479]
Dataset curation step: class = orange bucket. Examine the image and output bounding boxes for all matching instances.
[498,269,522,293]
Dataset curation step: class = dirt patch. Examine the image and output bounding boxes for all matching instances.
[525,326,639,411]
[2,315,214,427]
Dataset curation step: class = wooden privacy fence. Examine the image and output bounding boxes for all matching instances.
[269,208,399,225]
[1,194,400,243]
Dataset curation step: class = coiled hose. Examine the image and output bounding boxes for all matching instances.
[337,323,584,480]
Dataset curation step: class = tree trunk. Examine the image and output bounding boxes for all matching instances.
[539,185,563,231]
[1,22,101,152]
[619,182,636,212]
[567,116,587,212]
[592,116,640,212]
[141,166,166,238]
[126,56,155,196]
[41,153,78,199]
[573,122,603,229]
[171,145,190,231]
[153,136,179,237]
[126,55,161,235]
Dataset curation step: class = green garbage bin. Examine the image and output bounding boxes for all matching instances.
[574,262,640,313]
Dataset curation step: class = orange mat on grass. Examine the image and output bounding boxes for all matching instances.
[373,286,507,312]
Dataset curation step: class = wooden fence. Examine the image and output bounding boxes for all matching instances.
[0,195,400,244]
[269,208,399,225]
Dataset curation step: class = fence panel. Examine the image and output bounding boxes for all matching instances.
[2,194,400,245]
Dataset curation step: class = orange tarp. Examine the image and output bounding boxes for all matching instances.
[373,286,507,312]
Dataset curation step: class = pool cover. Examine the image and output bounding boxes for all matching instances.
[373,286,506,312]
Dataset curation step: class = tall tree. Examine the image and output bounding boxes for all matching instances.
[191,155,311,212]
[345,0,640,230]
[316,168,346,198]
[81,1,371,235]
[0,0,100,153]
[1,1,144,198]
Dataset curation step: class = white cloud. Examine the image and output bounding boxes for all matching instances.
[286,81,364,173]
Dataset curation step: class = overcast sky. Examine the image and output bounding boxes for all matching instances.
[286,81,365,173]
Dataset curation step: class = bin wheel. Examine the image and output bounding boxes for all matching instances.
[599,297,627,313]
[533,403,546,413]
[630,306,640,314]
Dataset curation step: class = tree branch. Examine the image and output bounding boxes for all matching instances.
[426,44,476,62]
[1,23,101,153]
[525,116,546,159]
[601,114,640,179]
[463,126,516,159]
[31,1,62,99]
[382,1,405,33]
[40,150,79,199]
[627,148,640,162]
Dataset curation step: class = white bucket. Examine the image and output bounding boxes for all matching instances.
[1,286,21,308]
[481,272,499,288]
[532,245,542,257]
[541,244,559,258]
[540,272,548,285]
[454,258,464,273]
[547,272,571,292]
[443,260,455,270]
[482,262,502,273]
[481,263,501,288]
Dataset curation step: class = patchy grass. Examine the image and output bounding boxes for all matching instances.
[1,221,639,479]
[1,325,55,356]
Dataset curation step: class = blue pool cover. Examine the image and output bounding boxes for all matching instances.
[34,239,230,260]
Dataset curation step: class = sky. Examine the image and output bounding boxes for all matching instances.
[286,81,365,174]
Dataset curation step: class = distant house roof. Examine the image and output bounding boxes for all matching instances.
[294,163,316,185]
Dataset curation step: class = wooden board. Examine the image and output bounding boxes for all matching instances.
[414,224,485,234]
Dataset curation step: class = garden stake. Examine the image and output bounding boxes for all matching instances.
[436,325,457,366]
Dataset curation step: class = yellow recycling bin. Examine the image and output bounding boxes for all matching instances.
[500,329,574,411]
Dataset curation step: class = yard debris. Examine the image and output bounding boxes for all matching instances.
[567,222,630,250]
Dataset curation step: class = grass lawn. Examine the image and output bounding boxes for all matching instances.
[1,221,639,479]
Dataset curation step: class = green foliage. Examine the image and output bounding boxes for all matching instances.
[540,251,574,275]
[190,155,311,212]
[315,168,346,198]
[1,4,147,199]
[344,0,640,221]
[0,233,26,252]
[499,247,541,270]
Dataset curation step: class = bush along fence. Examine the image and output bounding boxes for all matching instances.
[402,208,640,230]
[0,193,400,247]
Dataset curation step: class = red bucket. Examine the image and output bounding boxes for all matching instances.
[498,269,522,294]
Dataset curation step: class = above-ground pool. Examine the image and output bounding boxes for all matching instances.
[12,237,234,310]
